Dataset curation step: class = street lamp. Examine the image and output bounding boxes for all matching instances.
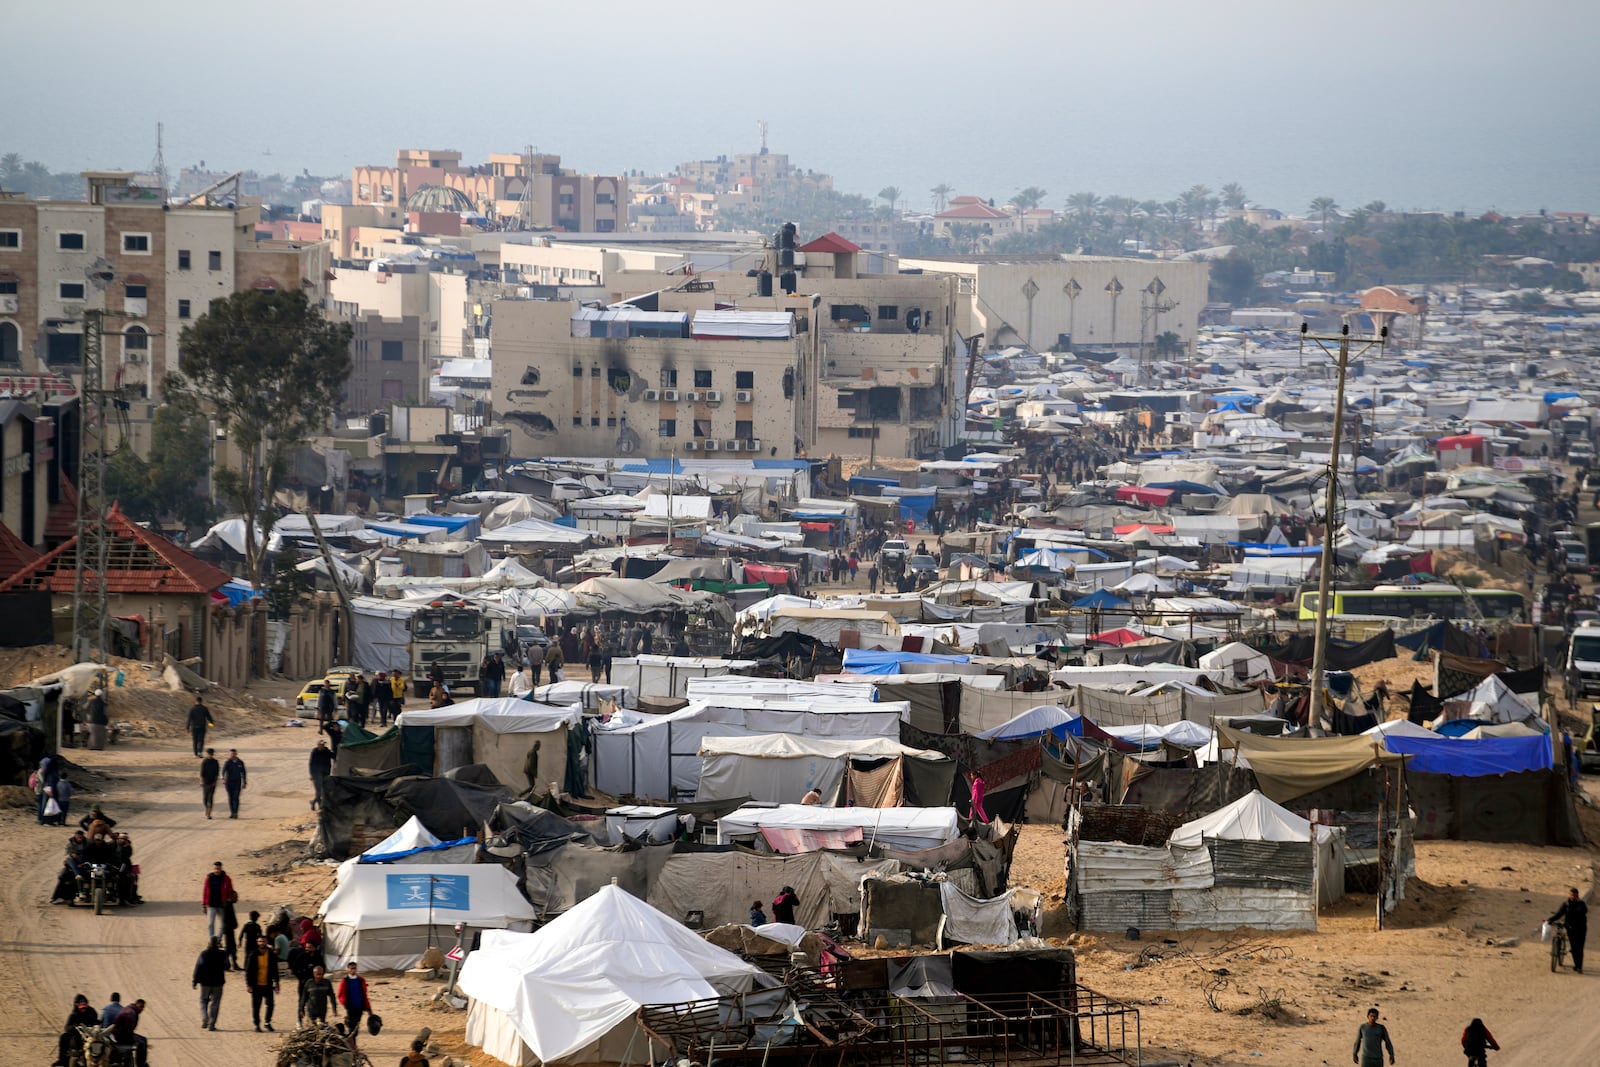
[1105,277,1124,348]
[1063,278,1081,350]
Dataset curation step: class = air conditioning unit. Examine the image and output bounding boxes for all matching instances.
[702,439,719,451]
[721,439,737,452]
[682,440,698,452]
[662,390,679,401]
[747,439,763,452]
[124,352,144,364]
[643,389,660,401]
[735,390,753,403]
[683,390,700,402]
[704,390,723,404]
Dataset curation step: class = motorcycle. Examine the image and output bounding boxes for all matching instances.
[71,863,136,913]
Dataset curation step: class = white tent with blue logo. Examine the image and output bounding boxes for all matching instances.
[317,862,537,971]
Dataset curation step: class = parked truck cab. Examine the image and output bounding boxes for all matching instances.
[1567,621,1600,698]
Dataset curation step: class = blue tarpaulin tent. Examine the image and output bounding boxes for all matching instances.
[1072,589,1130,610]
[841,648,970,675]
[1383,734,1551,775]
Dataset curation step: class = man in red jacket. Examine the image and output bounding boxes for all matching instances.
[202,861,235,940]
[336,961,371,1042]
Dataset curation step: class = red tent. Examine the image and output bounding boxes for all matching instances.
[1089,628,1147,647]
[1113,522,1175,536]
[1114,485,1175,506]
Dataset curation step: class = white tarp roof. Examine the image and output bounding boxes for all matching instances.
[362,816,441,860]
[975,705,1076,740]
[1169,790,1312,849]
[479,517,594,546]
[718,804,959,851]
[457,885,765,1064]
[1466,673,1539,722]
[398,698,582,733]
[1197,641,1276,682]
[698,735,945,760]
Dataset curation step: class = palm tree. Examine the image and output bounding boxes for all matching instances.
[930,183,953,212]
[1009,186,1048,212]
[947,222,989,254]
[1309,196,1339,230]
[0,153,22,188]
[1066,191,1100,218]
[877,186,901,212]
[1220,182,1247,210]
[19,161,51,195]
[1363,200,1387,215]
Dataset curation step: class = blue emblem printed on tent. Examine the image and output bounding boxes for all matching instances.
[386,873,471,911]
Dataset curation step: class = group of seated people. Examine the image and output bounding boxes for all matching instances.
[50,807,140,906]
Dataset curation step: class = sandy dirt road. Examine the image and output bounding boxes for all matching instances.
[0,723,423,1067]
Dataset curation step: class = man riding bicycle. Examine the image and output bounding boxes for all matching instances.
[1461,1017,1500,1066]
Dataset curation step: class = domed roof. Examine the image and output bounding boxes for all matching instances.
[405,184,474,214]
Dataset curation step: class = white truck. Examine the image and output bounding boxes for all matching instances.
[407,600,515,697]
[1566,621,1600,698]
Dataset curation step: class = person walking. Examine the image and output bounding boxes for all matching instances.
[85,688,109,750]
[372,672,392,727]
[1460,1018,1500,1065]
[867,563,879,594]
[199,748,220,819]
[223,749,247,819]
[187,697,212,758]
[35,754,59,825]
[309,740,333,810]
[749,900,767,926]
[389,669,407,720]
[193,935,229,1031]
[771,886,799,925]
[316,678,337,733]
[1549,886,1588,972]
[337,961,371,1040]
[244,934,280,1032]
[240,910,263,959]
[508,661,534,698]
[1352,1007,1395,1067]
[202,861,235,939]
[965,769,989,823]
[299,965,334,1027]
[526,640,545,687]
[48,773,73,826]
[545,642,565,684]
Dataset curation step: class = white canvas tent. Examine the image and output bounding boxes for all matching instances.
[717,804,960,852]
[398,700,581,788]
[696,734,949,803]
[458,885,769,1066]
[318,862,537,971]
[1197,641,1276,683]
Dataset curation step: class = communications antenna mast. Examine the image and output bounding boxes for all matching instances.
[757,120,768,154]
[148,122,169,196]
[72,258,117,662]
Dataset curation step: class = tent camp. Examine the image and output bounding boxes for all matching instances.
[717,804,961,852]
[399,700,581,791]
[318,862,537,971]
[458,885,770,1066]
[1197,641,1276,683]
[695,734,951,804]
[610,654,758,702]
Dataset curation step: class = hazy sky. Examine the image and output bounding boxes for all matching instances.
[8,0,1597,215]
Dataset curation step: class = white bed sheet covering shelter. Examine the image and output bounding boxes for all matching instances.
[717,804,960,851]
[397,700,581,785]
[319,862,536,971]
[696,734,948,803]
[458,885,767,1065]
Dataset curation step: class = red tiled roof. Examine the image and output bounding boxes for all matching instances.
[0,520,40,581]
[797,231,861,254]
[937,202,1010,220]
[0,503,230,596]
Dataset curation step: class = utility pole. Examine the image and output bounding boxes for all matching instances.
[72,257,117,665]
[1302,322,1387,735]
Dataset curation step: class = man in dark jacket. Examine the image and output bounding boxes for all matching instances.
[1550,886,1589,972]
[316,680,337,729]
[244,935,280,1032]
[53,994,100,1067]
[110,1000,147,1067]
[187,698,211,757]
[300,965,335,1026]
[199,748,220,819]
[309,740,334,809]
[222,749,247,819]
[193,935,230,1031]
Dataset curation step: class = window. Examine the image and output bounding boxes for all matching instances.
[694,418,713,438]
[590,416,600,426]
[735,370,754,389]
[0,321,18,362]
[58,232,86,251]
[595,219,615,232]
[125,283,147,299]
[46,332,82,363]
[659,367,678,388]
[178,249,191,270]
[381,340,403,362]
[877,305,899,320]
[124,326,148,351]
[606,416,617,428]
[59,282,85,300]
[572,365,584,377]
[572,415,582,426]
[693,369,712,388]
[0,280,17,295]
[0,230,19,249]
[207,250,222,271]
[658,419,677,438]
[178,299,191,319]
[829,303,870,323]
[847,426,881,439]
[735,419,753,439]
[590,365,601,377]
[122,232,151,254]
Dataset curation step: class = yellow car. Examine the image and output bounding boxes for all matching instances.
[295,666,364,712]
